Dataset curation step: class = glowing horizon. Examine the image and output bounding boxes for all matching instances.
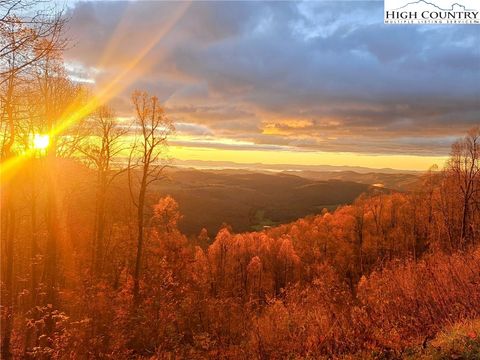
[168,144,447,172]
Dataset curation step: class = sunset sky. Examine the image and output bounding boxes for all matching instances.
[63,1,479,171]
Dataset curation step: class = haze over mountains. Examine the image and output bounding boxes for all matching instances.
[173,159,421,174]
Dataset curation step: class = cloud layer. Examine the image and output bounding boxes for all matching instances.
[65,1,480,156]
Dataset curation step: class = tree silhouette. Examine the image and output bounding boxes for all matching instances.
[128,90,174,301]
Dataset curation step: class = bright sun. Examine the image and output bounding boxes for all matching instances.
[33,134,50,150]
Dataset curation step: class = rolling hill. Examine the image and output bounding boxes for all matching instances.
[284,170,420,191]
[153,168,394,235]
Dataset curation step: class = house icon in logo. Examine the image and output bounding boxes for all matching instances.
[384,0,479,24]
[393,0,475,11]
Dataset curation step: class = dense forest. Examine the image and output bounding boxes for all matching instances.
[1,2,480,359]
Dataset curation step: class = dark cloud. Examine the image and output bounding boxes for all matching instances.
[65,1,480,156]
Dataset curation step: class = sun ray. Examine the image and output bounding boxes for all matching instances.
[0,1,191,183]
[94,1,138,70]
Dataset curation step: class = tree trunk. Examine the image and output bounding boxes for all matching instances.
[94,174,107,276]
[44,149,58,307]
[1,77,16,360]
[133,178,147,301]
[30,163,39,306]
[1,186,16,360]
[460,197,469,248]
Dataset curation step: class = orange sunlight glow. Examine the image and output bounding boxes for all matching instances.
[32,134,50,150]
[0,2,191,182]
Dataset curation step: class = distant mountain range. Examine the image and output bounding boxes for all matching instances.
[173,159,421,175]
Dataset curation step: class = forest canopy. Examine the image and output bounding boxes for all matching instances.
[1,1,479,359]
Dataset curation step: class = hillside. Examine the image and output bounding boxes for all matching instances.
[44,162,398,237]
[155,168,387,235]
[285,170,420,191]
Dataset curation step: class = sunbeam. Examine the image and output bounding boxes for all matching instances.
[0,1,191,183]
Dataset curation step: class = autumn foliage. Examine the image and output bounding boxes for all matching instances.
[1,127,479,358]
[1,2,480,358]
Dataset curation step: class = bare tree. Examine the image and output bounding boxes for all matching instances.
[128,90,174,301]
[447,127,480,247]
[0,1,66,84]
[77,105,130,275]
[0,2,67,358]
[34,53,85,309]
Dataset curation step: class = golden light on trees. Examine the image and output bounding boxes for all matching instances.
[32,134,50,150]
